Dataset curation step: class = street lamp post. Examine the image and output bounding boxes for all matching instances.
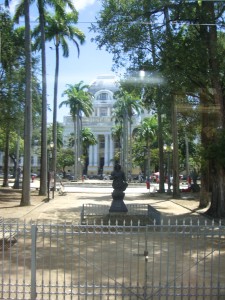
[163,143,173,194]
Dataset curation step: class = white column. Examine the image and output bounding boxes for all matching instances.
[104,134,109,166]
[94,143,98,166]
[109,135,114,166]
[89,145,93,165]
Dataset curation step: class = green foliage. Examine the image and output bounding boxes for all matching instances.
[133,116,158,143]
[132,115,158,171]
[0,129,24,156]
[112,88,143,125]
[60,82,93,119]
[47,123,64,148]
[132,139,146,169]
[0,11,41,165]
[202,130,225,168]
[66,127,97,159]
[32,9,85,57]
[81,127,98,157]
[57,148,74,171]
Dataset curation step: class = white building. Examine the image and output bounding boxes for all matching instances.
[62,74,143,177]
[0,74,143,177]
[63,74,119,176]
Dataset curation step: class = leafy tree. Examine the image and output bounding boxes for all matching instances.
[57,148,74,173]
[0,11,29,190]
[63,127,97,175]
[133,116,158,177]
[92,0,225,214]
[47,122,64,149]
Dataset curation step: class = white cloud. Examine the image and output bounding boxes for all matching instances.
[72,0,96,11]
[8,0,19,15]
[9,0,97,14]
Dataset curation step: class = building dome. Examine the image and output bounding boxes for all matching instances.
[89,74,119,94]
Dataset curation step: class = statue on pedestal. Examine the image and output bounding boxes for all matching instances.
[109,164,128,213]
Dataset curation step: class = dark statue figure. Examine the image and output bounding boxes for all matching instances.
[109,164,128,213]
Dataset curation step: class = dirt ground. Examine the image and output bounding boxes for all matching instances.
[0,184,215,225]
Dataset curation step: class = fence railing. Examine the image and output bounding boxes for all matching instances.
[0,219,224,299]
[80,203,161,225]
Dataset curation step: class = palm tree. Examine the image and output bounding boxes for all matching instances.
[59,82,93,179]
[81,127,98,175]
[14,0,77,196]
[133,116,158,178]
[21,0,32,205]
[33,8,85,190]
[113,89,143,176]
[4,0,32,205]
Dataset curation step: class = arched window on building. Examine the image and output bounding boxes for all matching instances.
[98,93,108,101]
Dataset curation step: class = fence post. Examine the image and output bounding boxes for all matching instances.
[31,224,37,300]
[80,204,84,223]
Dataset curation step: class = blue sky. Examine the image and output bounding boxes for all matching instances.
[45,0,116,122]
[6,0,117,122]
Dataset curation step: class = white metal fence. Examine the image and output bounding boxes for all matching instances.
[0,219,224,299]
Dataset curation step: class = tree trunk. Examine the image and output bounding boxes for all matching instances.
[38,0,48,196]
[146,14,165,193]
[164,6,179,197]
[20,0,31,206]
[3,128,10,187]
[158,106,165,193]
[74,119,77,180]
[76,113,80,179]
[204,1,225,216]
[129,120,132,174]
[123,110,128,177]
[172,95,180,198]
[52,42,60,193]
[13,132,21,189]
[199,90,211,208]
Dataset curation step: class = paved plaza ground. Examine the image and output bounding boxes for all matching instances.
[0,178,216,224]
[0,179,224,299]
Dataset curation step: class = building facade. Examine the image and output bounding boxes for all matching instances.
[63,75,120,176]
[0,74,143,177]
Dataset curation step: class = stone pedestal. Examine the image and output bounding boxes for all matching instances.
[109,190,128,213]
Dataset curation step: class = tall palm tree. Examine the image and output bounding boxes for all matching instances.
[4,0,32,205]
[59,82,93,179]
[33,9,85,189]
[113,89,143,176]
[22,0,32,205]
[15,0,76,196]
